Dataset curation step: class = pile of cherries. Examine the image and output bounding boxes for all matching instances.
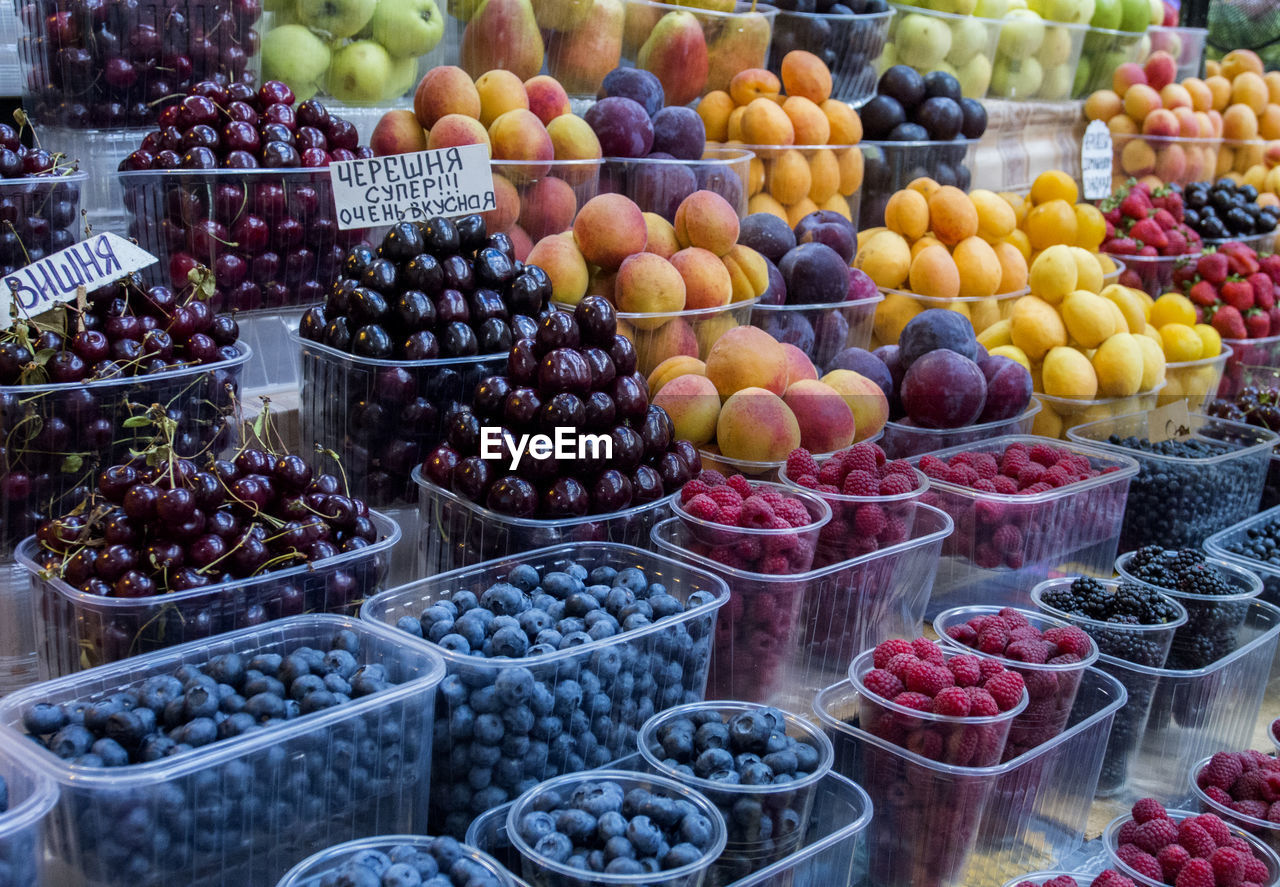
[0,121,82,277]
[420,297,698,518]
[19,0,260,129]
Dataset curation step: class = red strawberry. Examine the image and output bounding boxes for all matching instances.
[1130,217,1168,249]
[1172,261,1199,290]
[1260,253,1280,285]
[1196,252,1229,285]
[1120,189,1151,221]
[1152,208,1177,230]
[1188,279,1219,307]
[1247,309,1272,338]
[1139,245,1158,257]
[1222,278,1255,311]
[1212,304,1247,339]
[1106,237,1139,256]
[1104,206,1123,227]
[1223,244,1261,277]
[1248,271,1276,309]
[1195,304,1208,325]
[1105,220,1116,240]
[1155,189,1184,220]
[1163,227,1188,257]
[1134,180,1152,194]
[1268,304,1280,334]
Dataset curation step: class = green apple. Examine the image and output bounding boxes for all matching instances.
[956,52,993,96]
[325,39,394,103]
[369,0,445,57]
[384,55,421,99]
[1038,24,1074,65]
[946,17,991,65]
[1118,0,1148,31]
[449,0,483,21]
[297,0,377,38]
[1040,0,1092,23]
[1040,62,1072,98]
[991,54,1043,95]
[1073,54,1092,93]
[997,9,1045,60]
[974,0,1009,17]
[261,24,332,101]
[1090,0,1121,29]
[895,12,951,69]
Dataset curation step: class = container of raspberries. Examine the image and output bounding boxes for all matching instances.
[506,769,727,887]
[276,834,516,887]
[1066,411,1276,552]
[637,701,834,881]
[17,436,402,679]
[817,666,1127,887]
[650,504,952,712]
[1101,180,1204,299]
[911,435,1138,615]
[934,606,1099,761]
[0,614,446,887]
[0,750,57,887]
[359,542,728,840]
[300,215,557,511]
[879,401,1044,461]
[1005,873,1138,887]
[778,442,930,567]
[1191,751,1280,858]
[1102,800,1280,887]
[1204,503,1280,606]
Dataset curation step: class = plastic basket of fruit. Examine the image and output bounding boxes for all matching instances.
[989,18,1090,101]
[882,6,1001,99]
[0,562,37,698]
[1220,334,1280,399]
[1102,256,1125,285]
[18,0,260,129]
[816,664,1128,887]
[1106,248,1202,298]
[275,835,516,887]
[1143,25,1209,80]
[637,701,834,880]
[17,505,400,679]
[0,170,85,276]
[1111,134,1221,192]
[730,142,864,229]
[359,541,728,838]
[0,748,57,887]
[880,401,1043,460]
[873,285,1028,344]
[651,504,952,712]
[465,765,873,887]
[1204,503,1280,607]
[0,614,446,887]
[613,299,758,380]
[1102,805,1280,887]
[910,435,1138,615]
[767,6,892,105]
[750,295,883,376]
[858,138,979,230]
[1159,346,1232,410]
[1190,752,1280,859]
[1032,384,1166,439]
[485,159,606,248]
[600,147,754,221]
[1071,26,1146,98]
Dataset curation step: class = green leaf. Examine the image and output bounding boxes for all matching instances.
[33,347,55,366]
[60,453,82,473]
[121,415,152,428]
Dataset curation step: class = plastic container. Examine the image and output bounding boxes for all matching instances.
[1109,247,1203,297]
[1089,600,1280,804]
[1204,503,1280,606]
[488,158,603,244]
[360,541,728,838]
[989,20,1089,101]
[18,509,400,679]
[859,138,977,230]
[1071,26,1146,97]
[0,749,58,887]
[935,605,1099,760]
[0,171,85,277]
[697,431,882,481]
[0,614,447,887]
[768,8,892,105]
[849,644,1029,768]
[0,561,37,699]
[1110,134,1220,192]
[1220,333,1280,399]
[238,308,304,393]
[467,766,873,887]
[507,769,727,887]
[1103,809,1280,886]
[1159,345,1232,409]
[670,481,831,575]
[1001,874,1091,887]
[729,142,864,231]
[1143,25,1209,80]
[816,666,1128,887]
[1066,409,1275,551]
[873,285,1027,344]
[297,334,508,509]
[601,148,754,221]
[778,458,930,567]
[910,434,1138,616]
[414,471,675,576]
[41,126,141,236]
[615,299,757,380]
[1032,384,1166,439]
[0,343,249,559]
[0,3,20,96]
[275,835,516,887]
[637,701,834,881]
[651,504,952,712]
[880,401,1043,459]
[18,0,260,129]
[1102,256,1125,285]
[1203,228,1277,258]
[883,5,1001,98]
[1191,756,1280,857]
[749,295,882,376]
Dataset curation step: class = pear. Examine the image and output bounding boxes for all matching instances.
[622,1,664,56]
[704,10,770,94]
[461,0,545,80]
[546,0,624,95]
[637,11,708,107]
[533,0,595,32]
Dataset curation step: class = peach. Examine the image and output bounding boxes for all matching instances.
[741,97,795,146]
[1120,139,1156,176]
[524,75,571,125]
[1143,51,1177,91]
[1260,105,1280,141]
[1154,143,1187,182]
[616,252,687,326]
[488,108,553,178]
[728,68,781,106]
[1182,77,1213,111]
[546,115,602,184]
[475,69,529,128]
[1159,83,1192,110]
[716,388,801,462]
[426,114,491,153]
[652,373,721,446]
[782,96,830,146]
[674,190,740,257]
[1084,89,1123,122]
[705,325,789,398]
[1205,75,1232,111]
[413,66,481,129]
[820,370,889,442]
[783,379,856,452]
[1108,114,1140,136]
[781,343,818,383]
[670,247,732,310]
[698,90,735,142]
[1123,84,1162,121]
[643,212,681,260]
[1111,62,1147,94]
[1172,106,1201,137]
[370,109,428,156]
[574,193,648,271]
[1141,108,1179,137]
[527,232,589,304]
[648,355,705,393]
[1222,103,1259,140]
[509,225,533,262]
[821,99,861,144]
[517,175,577,241]
[482,172,520,233]
[1221,49,1263,80]
[629,318,699,377]
[780,50,832,104]
[1231,71,1268,114]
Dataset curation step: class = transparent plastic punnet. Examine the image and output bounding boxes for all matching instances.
[1205,503,1280,606]
[1160,346,1232,410]
[859,138,978,230]
[17,509,400,679]
[650,502,952,713]
[749,296,882,376]
[1066,410,1276,551]
[816,666,1128,887]
[1032,385,1167,440]
[359,542,728,839]
[767,8,892,105]
[610,299,756,379]
[275,834,516,887]
[0,748,58,887]
[1191,755,1280,858]
[909,434,1138,616]
[880,402,1043,459]
[0,171,86,277]
[0,614,447,887]
[1103,809,1280,887]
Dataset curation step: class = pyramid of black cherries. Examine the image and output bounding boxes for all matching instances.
[118,80,373,314]
[0,118,81,277]
[420,297,699,518]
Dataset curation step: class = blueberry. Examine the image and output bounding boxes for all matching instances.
[508,564,540,591]
[380,862,422,887]
[694,747,735,778]
[559,632,592,649]
[480,582,526,616]
[589,566,618,585]
[489,626,528,658]
[679,812,715,849]
[49,724,94,759]
[694,721,730,751]
[664,842,704,869]
[543,572,579,598]
[533,832,573,864]
[450,590,480,613]
[625,815,663,856]
[763,749,798,776]
[438,634,470,654]
[22,702,68,735]
[605,858,645,875]
[615,568,647,594]
[597,810,628,841]
[90,737,129,767]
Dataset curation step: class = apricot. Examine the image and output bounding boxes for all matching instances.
[741,97,795,146]
[616,252,687,325]
[722,244,770,303]
[927,186,978,246]
[910,234,944,260]
[426,114,491,153]
[1119,139,1156,177]
[1222,103,1259,140]
[907,177,941,199]
[1144,51,1177,91]
[629,318,700,377]
[475,69,529,128]
[652,373,720,446]
[954,236,1001,299]
[820,370,888,442]
[785,198,820,229]
[527,232,589,305]
[781,343,818,383]
[765,149,812,205]
[1084,89,1122,122]
[517,175,576,241]
[1205,75,1232,111]
[1011,295,1067,361]
[1043,346,1098,399]
[674,190,740,257]
[747,155,765,195]
[1112,62,1147,94]
[1266,71,1280,104]
[783,96,830,146]
[816,193,852,221]
[1221,49,1263,80]
[642,212,681,260]
[481,172,520,233]
[728,68,781,106]
[693,312,740,357]
[704,325,790,398]
[1093,333,1143,397]
[727,106,747,142]
[1231,72,1268,114]
[587,269,616,301]
[747,192,788,221]
[1182,77,1213,112]
[1029,244,1077,304]
[1260,105,1280,141]
[716,388,801,462]
[574,193,648,271]
[855,230,911,289]
[994,241,1029,293]
[1141,108,1179,137]
[822,99,861,144]
[970,188,1016,240]
[1069,246,1104,294]
[1154,144,1187,183]
[413,65,481,128]
[546,115,602,183]
[1062,290,1116,348]
[1159,83,1192,111]
[884,189,930,240]
[1172,106,1201,138]
[488,109,553,179]
[1123,84,1162,121]
[697,90,735,142]
[648,355,706,394]
[524,75,571,125]
[836,147,863,195]
[1108,114,1140,137]
[783,380,856,453]
[907,244,960,300]
[807,149,840,203]
[780,50,832,104]
[670,247,733,310]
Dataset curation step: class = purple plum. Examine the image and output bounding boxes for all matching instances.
[897,308,978,367]
[901,350,987,428]
[779,242,851,304]
[977,355,1032,422]
[829,347,893,398]
[760,257,786,306]
[794,210,857,264]
[739,213,797,264]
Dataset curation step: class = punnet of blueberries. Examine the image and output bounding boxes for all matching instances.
[1183,180,1279,241]
[367,550,724,839]
[0,768,42,887]
[286,836,510,887]
[1215,512,1280,603]
[510,773,724,880]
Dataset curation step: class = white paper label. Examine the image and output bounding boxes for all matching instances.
[1081,119,1113,201]
[0,233,158,330]
[329,144,497,230]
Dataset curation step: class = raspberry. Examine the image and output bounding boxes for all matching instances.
[878,472,915,496]
[983,670,1025,711]
[1118,820,1142,846]
[862,668,905,699]
[1177,819,1216,858]
[785,448,819,480]
[1043,626,1093,658]
[972,479,998,492]
[818,459,846,487]
[792,474,819,489]
[976,623,1010,655]
[1267,801,1280,824]
[1042,466,1072,488]
[949,464,979,487]
[698,469,726,486]
[1242,853,1269,883]
[1000,447,1030,478]
[682,493,723,522]
[726,474,753,498]
[1236,800,1269,820]
[948,654,982,687]
[1092,873,1138,887]
[931,686,970,716]
[991,475,1019,494]
[891,691,933,712]
[1204,786,1235,806]
[842,470,879,496]
[879,517,908,545]
[854,504,887,537]
[911,637,944,663]
[739,496,777,528]
[775,499,812,528]
[679,478,712,503]
[992,523,1023,555]
[1017,463,1047,487]
[903,660,954,697]
[1005,639,1050,664]
[883,459,914,477]
[873,639,913,668]
[1132,798,1169,824]
[719,505,741,526]
[1133,817,1179,854]
[1173,858,1215,887]
[965,686,999,715]
[1210,847,1247,887]
[919,454,948,475]
[1159,843,1192,882]
[1232,769,1271,801]
[758,554,790,575]
[1193,814,1232,847]
[1117,845,1164,882]
[977,658,1006,681]
[734,536,762,562]
[706,486,744,511]
[1029,443,1060,466]
[840,444,878,476]
[884,653,918,679]
[1044,878,1080,887]
[1021,482,1054,495]
[971,453,999,479]
[945,623,978,645]
[757,489,785,509]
